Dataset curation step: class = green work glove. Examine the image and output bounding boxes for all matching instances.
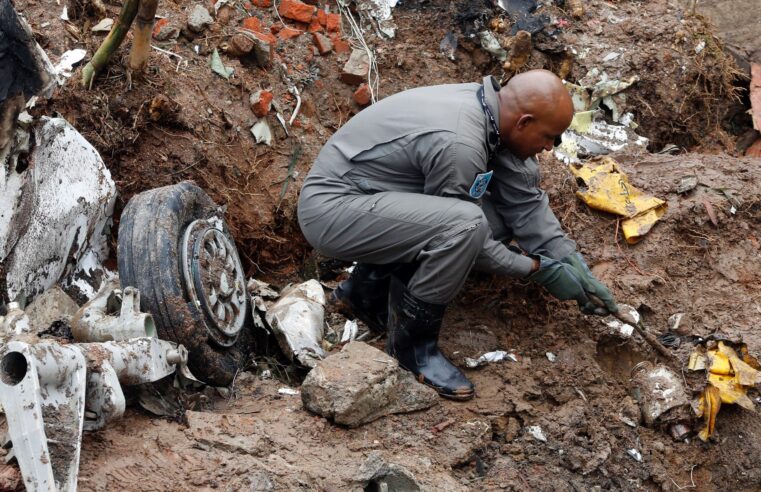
[527,255,591,308]
[561,252,618,315]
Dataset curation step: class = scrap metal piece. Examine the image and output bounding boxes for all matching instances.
[0,340,87,491]
[265,279,326,367]
[79,338,188,430]
[631,361,689,426]
[0,336,187,489]
[72,278,156,342]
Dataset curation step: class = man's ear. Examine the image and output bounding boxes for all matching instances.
[516,114,534,130]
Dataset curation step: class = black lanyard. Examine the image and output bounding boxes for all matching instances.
[477,86,500,153]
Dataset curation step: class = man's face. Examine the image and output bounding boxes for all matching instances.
[505,113,570,160]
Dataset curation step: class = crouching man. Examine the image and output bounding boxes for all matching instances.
[297,70,617,400]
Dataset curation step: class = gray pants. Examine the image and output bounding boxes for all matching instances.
[298,189,515,305]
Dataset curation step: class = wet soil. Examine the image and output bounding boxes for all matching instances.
[8,0,761,489]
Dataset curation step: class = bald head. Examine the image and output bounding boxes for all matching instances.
[496,69,574,160]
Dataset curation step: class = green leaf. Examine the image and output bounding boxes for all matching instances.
[209,49,233,79]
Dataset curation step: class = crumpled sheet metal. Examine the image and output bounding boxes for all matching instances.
[569,157,666,244]
[265,279,326,367]
[689,341,761,441]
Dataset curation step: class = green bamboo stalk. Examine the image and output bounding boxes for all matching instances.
[81,0,140,88]
[128,0,158,72]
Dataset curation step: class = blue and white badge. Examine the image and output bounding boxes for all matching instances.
[469,170,493,199]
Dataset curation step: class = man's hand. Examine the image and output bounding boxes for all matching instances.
[561,252,618,315]
[527,255,592,309]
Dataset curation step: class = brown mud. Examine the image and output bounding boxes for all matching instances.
[8,0,761,489]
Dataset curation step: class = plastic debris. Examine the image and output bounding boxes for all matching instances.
[278,387,300,396]
[627,448,642,462]
[464,350,516,368]
[555,110,648,162]
[341,319,359,343]
[91,18,113,32]
[478,30,507,61]
[350,0,398,38]
[265,279,326,367]
[630,361,690,426]
[546,352,556,362]
[605,318,634,338]
[496,0,549,35]
[569,157,667,244]
[209,49,234,79]
[527,425,547,442]
[688,341,761,441]
[251,120,273,146]
[439,31,457,61]
[668,313,686,334]
[54,49,87,80]
[676,175,698,194]
[247,278,280,299]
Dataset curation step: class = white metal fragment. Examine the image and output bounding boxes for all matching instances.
[527,425,547,443]
[265,280,326,367]
[91,18,113,32]
[251,120,272,146]
[627,448,642,462]
[464,350,513,368]
[54,49,87,81]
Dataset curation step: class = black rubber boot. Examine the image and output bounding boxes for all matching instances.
[329,263,399,333]
[386,279,475,401]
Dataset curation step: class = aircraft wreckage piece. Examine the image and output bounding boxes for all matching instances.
[72,278,156,342]
[0,337,187,491]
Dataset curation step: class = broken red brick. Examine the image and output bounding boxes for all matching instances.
[242,16,263,32]
[227,33,255,56]
[278,0,316,23]
[353,84,371,106]
[341,48,370,85]
[152,18,169,37]
[251,30,276,44]
[316,9,328,26]
[312,32,333,55]
[308,19,323,32]
[251,0,272,7]
[278,26,303,40]
[330,33,350,54]
[250,90,273,117]
[326,13,341,32]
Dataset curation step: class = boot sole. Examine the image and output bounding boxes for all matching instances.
[413,372,475,401]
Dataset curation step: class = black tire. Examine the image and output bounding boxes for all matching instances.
[118,181,247,386]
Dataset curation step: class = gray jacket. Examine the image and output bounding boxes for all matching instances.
[301,75,576,276]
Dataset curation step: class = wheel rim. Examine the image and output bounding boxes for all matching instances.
[181,219,247,347]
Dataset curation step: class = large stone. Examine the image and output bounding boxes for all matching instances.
[301,342,438,427]
[24,287,79,331]
[187,5,213,33]
[340,49,370,85]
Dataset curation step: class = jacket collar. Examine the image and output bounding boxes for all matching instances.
[482,75,501,157]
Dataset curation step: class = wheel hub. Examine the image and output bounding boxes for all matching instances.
[181,219,247,347]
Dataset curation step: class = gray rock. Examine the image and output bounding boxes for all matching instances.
[340,49,370,85]
[25,286,78,331]
[355,452,421,491]
[187,5,213,33]
[301,342,438,427]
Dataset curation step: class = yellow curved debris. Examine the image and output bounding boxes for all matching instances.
[691,341,761,441]
[569,157,666,244]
